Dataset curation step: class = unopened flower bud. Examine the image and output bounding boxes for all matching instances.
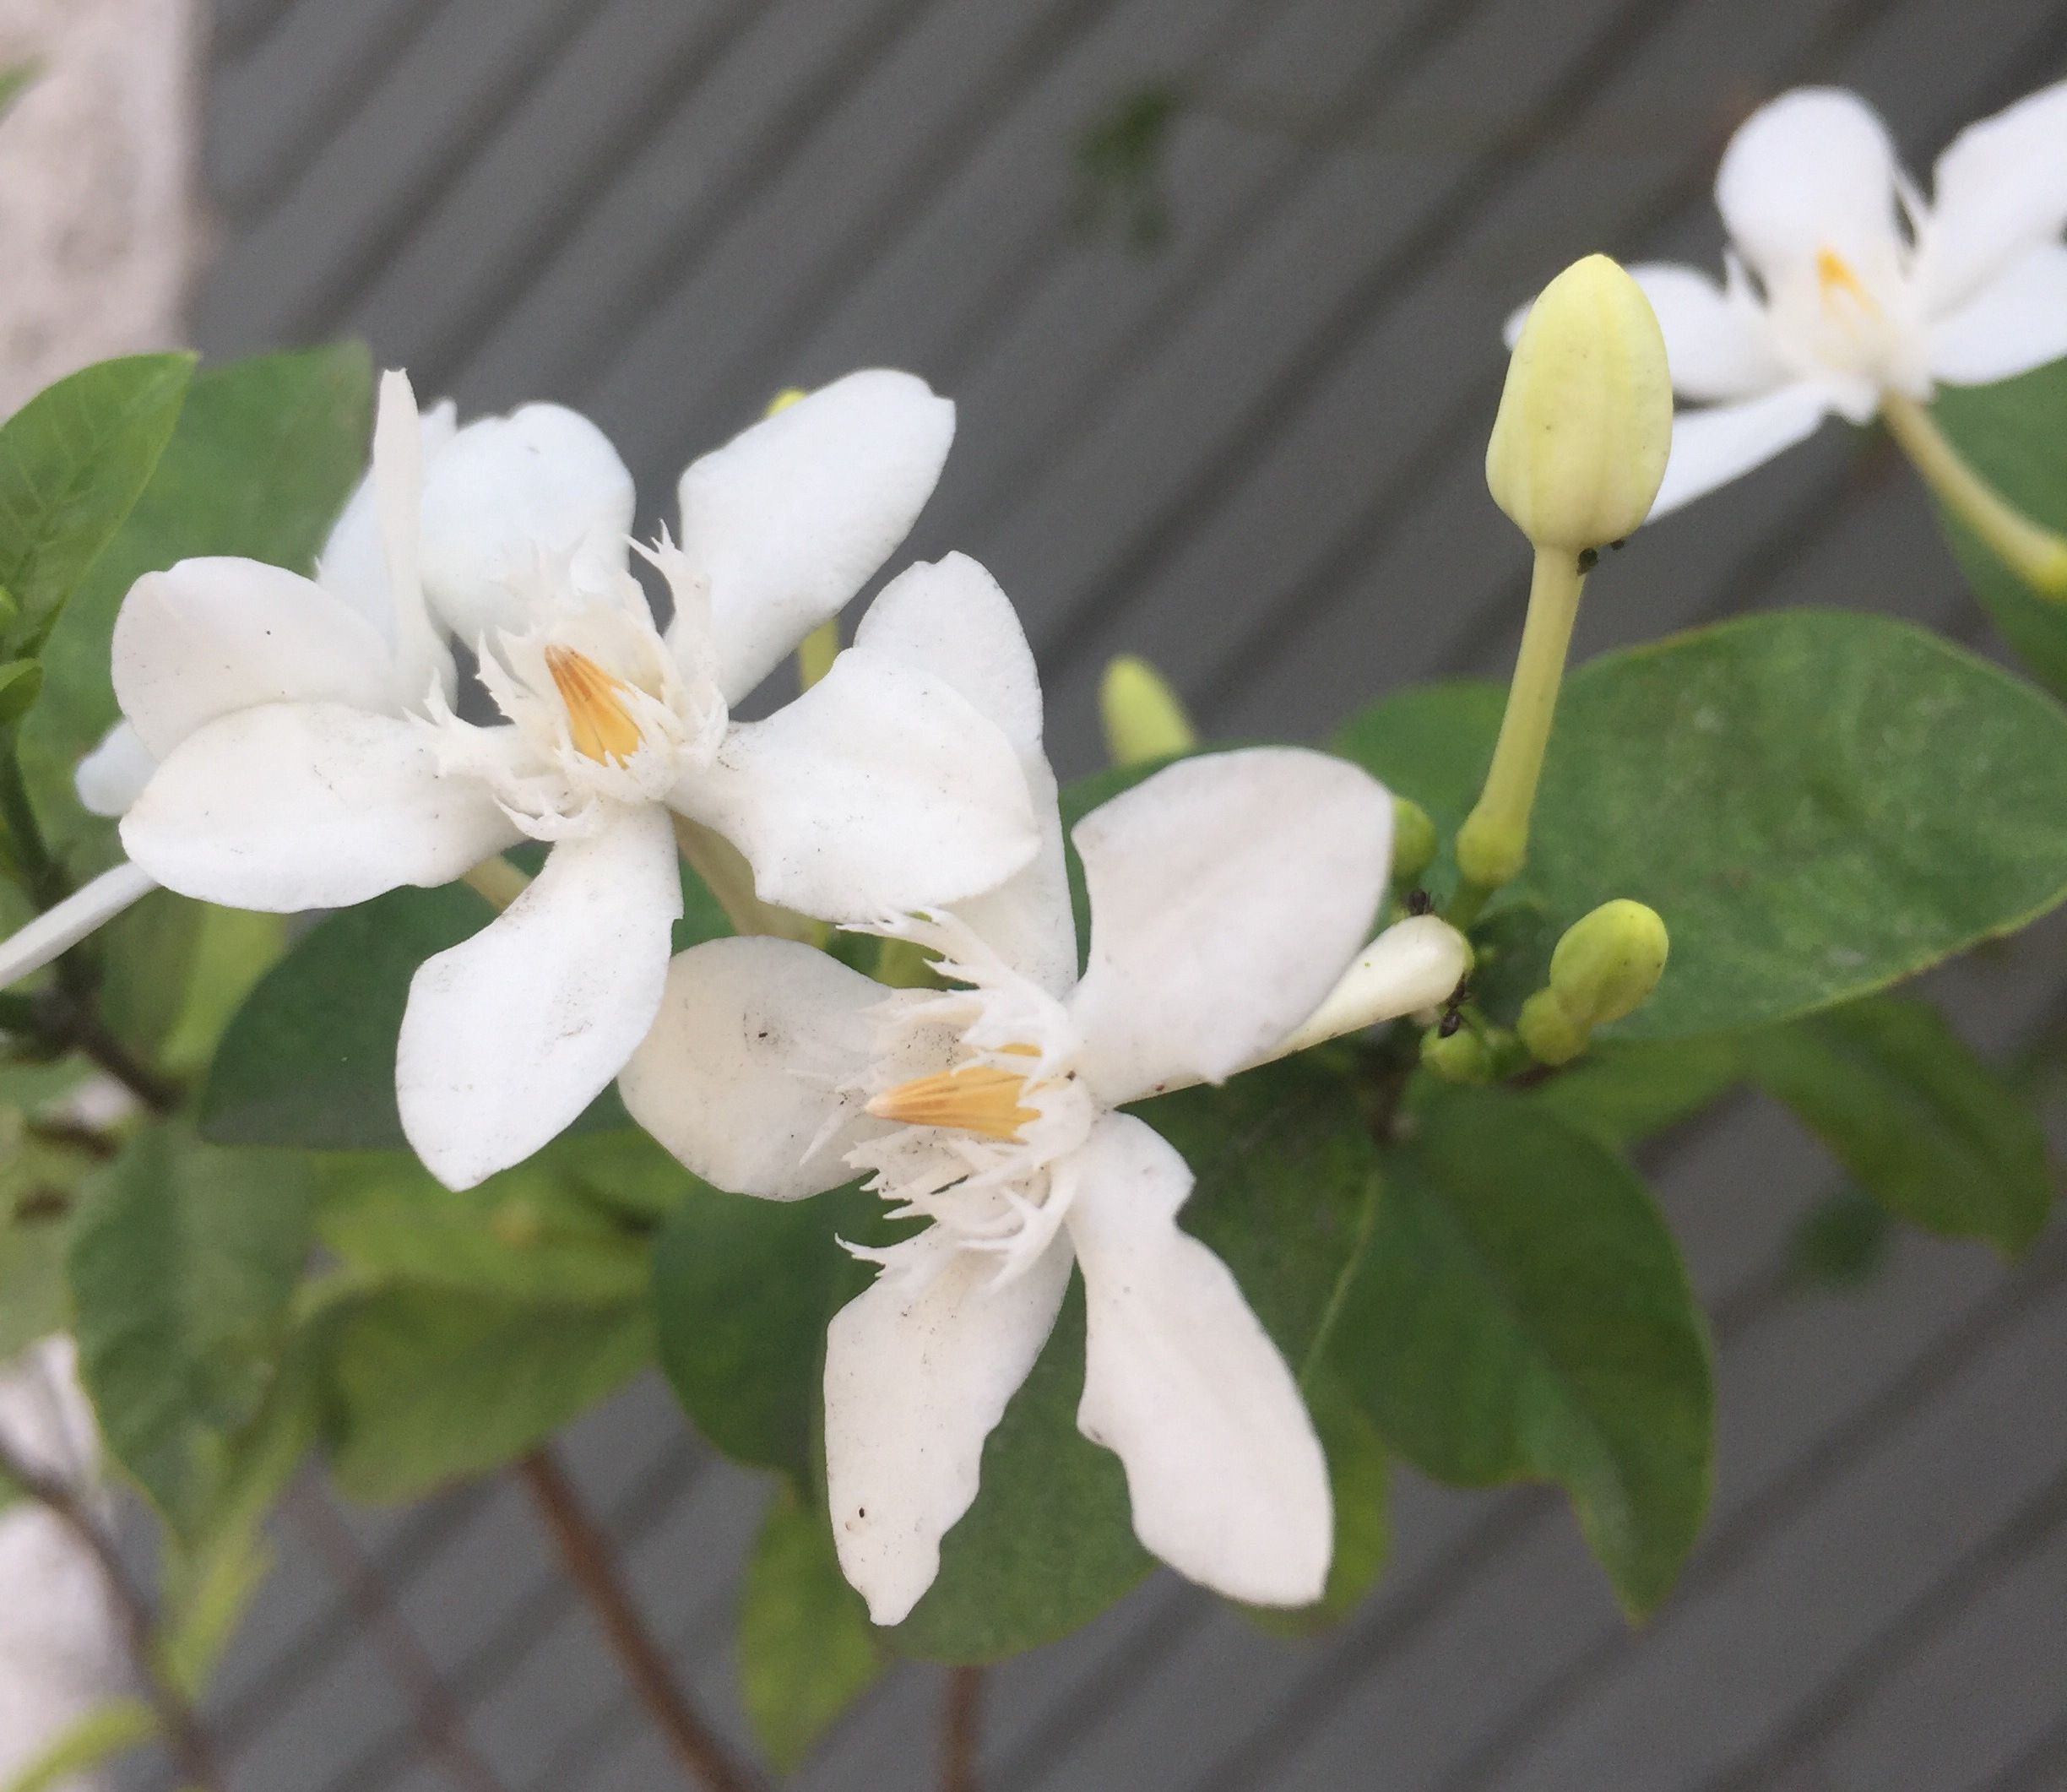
[1549,898,1669,1028]
[1486,255,1672,553]
[1516,987,1589,1067]
[1422,1023,1493,1085]
[1391,796,1437,891]
[1099,654,1196,768]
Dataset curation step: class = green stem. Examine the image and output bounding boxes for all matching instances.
[1882,391,2067,600]
[1452,546,1587,914]
[0,736,68,912]
[670,817,826,945]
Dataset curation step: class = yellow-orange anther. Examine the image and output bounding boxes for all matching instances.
[545,646,644,764]
[868,1062,1039,1141]
[1815,247,1879,315]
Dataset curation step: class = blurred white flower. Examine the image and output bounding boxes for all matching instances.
[622,557,1458,1624]
[1509,82,2067,515]
[0,1339,124,1792]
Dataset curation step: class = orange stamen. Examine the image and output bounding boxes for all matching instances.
[868,1061,1039,1141]
[1815,247,1880,317]
[545,647,644,764]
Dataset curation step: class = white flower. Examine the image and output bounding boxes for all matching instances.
[0,1339,123,1792]
[619,556,1466,1624]
[14,368,1039,1192]
[1511,83,2067,515]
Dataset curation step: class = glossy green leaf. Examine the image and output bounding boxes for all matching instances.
[1332,681,1505,898]
[19,346,370,848]
[1527,1035,1745,1148]
[1334,1085,1712,1616]
[892,1055,1381,1661]
[203,866,729,1152]
[317,1147,654,1305]
[1244,1367,1390,1637]
[653,1181,874,1489]
[1753,994,2051,1254]
[66,1125,314,1536]
[0,354,192,656]
[740,1484,888,1773]
[1342,611,2067,1040]
[1927,361,2067,699]
[323,1286,651,1502]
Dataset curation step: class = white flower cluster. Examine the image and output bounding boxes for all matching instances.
[1,365,1467,1618]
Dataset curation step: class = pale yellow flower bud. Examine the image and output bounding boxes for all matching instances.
[1099,654,1196,768]
[1486,255,1673,553]
[1391,796,1437,890]
[1518,898,1669,1065]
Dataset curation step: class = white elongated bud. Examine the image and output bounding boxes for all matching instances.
[1487,255,1673,552]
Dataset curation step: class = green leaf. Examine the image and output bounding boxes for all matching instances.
[1928,361,2067,699]
[892,1055,1381,1661]
[0,659,41,729]
[1244,1367,1390,1637]
[161,1523,273,1698]
[322,1286,652,1502]
[317,1146,654,1305]
[19,345,372,864]
[0,1083,95,1360]
[1384,611,2067,1039]
[653,1181,872,1490]
[740,1484,889,1773]
[0,354,193,657]
[1333,1085,1713,1617]
[1751,994,2051,1254]
[66,1125,314,1535]
[201,886,495,1149]
[1527,1035,1745,1148]
[1331,680,1505,898]
[1791,1187,1894,1291]
[203,864,729,1152]
[0,63,39,123]
[1,1698,158,1792]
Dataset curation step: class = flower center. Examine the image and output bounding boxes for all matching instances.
[866,1048,1041,1141]
[544,646,645,765]
[1815,247,1880,320]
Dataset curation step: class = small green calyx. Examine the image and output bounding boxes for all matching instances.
[1422,1023,1494,1084]
[1391,796,1438,891]
[1486,254,1673,554]
[1099,654,1197,768]
[1519,898,1669,1065]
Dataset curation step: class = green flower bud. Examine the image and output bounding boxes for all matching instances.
[1099,654,1196,768]
[1548,898,1669,1028]
[1421,1023,1493,1085]
[1391,796,1438,890]
[1485,254,1673,553]
[1516,987,1589,1067]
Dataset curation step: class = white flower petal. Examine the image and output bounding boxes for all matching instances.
[73,722,156,818]
[1647,383,1834,519]
[1926,242,2067,386]
[1274,915,1473,1059]
[619,934,882,1200]
[1625,263,1791,402]
[681,646,1038,924]
[398,806,680,1190]
[418,401,635,642]
[1923,79,2067,312]
[0,861,159,992]
[824,1226,1072,1626]
[1716,88,1907,288]
[853,552,1075,993]
[317,380,456,650]
[121,702,520,911]
[676,370,955,703]
[1066,749,1392,1106]
[110,557,399,761]
[1066,1113,1331,1606]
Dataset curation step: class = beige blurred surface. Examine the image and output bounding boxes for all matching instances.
[0,0,198,413]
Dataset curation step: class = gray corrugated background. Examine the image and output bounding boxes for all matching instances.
[141,0,2067,1785]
